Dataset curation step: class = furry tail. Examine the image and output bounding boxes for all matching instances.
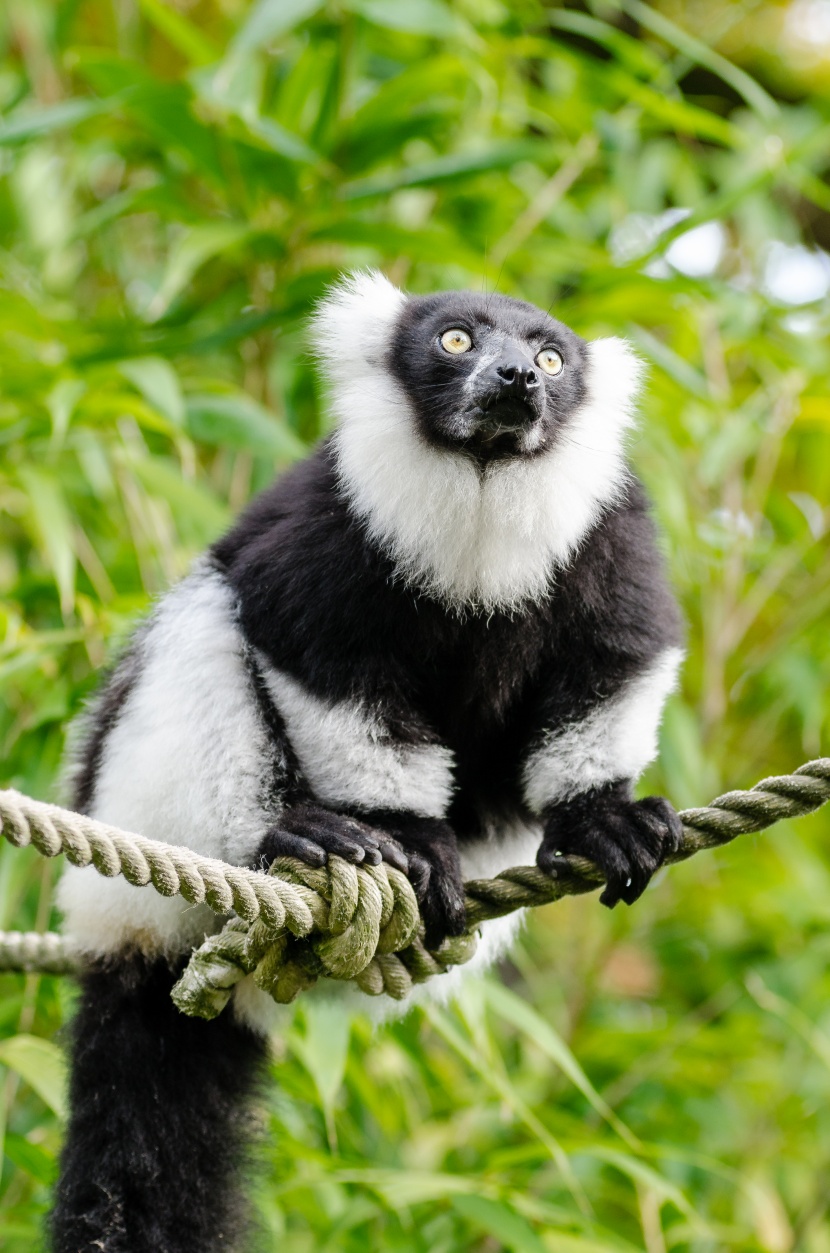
[51,953,268,1253]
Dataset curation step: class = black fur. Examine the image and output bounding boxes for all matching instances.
[242,644,308,810]
[214,446,681,860]
[72,630,147,813]
[52,953,268,1253]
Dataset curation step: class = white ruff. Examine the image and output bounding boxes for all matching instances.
[57,561,279,958]
[522,647,684,812]
[258,661,455,818]
[317,271,642,612]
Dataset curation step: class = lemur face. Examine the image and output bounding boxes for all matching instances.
[387,291,589,463]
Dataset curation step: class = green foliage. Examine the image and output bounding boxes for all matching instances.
[1,0,829,1249]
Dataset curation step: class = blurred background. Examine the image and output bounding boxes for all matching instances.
[1,0,830,1249]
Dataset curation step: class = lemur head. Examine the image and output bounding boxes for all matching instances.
[313,271,643,613]
[386,290,588,464]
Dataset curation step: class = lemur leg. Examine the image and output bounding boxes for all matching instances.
[52,954,268,1253]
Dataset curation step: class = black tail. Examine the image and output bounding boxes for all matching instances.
[51,953,268,1253]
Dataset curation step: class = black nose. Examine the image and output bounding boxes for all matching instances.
[495,362,540,395]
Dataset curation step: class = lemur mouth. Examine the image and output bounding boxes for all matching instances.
[462,400,541,464]
[477,397,539,436]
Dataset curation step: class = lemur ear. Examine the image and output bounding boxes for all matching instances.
[585,337,645,428]
[311,270,408,381]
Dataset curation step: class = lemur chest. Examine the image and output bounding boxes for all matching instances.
[412,618,548,815]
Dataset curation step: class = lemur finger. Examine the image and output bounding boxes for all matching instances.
[279,806,382,864]
[637,796,683,854]
[595,840,638,909]
[405,851,432,901]
[421,881,467,948]
[257,827,327,870]
[281,804,380,846]
[623,808,667,862]
[536,841,569,876]
[374,835,410,875]
[607,811,670,904]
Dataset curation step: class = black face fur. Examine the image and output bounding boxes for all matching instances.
[387,291,589,463]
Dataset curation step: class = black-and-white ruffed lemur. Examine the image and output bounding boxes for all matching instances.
[53,272,684,1252]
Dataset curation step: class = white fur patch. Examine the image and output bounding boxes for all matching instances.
[57,562,280,958]
[258,662,455,818]
[522,647,684,812]
[316,271,642,612]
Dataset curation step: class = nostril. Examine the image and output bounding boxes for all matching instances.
[496,364,539,393]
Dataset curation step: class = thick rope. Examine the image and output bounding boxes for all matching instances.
[0,930,77,975]
[0,758,828,1016]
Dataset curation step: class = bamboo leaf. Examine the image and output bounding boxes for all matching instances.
[484,982,639,1149]
[334,1167,480,1206]
[0,1035,68,1119]
[0,98,108,146]
[118,358,186,426]
[229,0,325,58]
[137,0,220,65]
[291,1002,352,1116]
[16,468,77,614]
[343,143,540,199]
[185,393,306,460]
[144,223,252,321]
[345,0,465,38]
[451,1195,548,1253]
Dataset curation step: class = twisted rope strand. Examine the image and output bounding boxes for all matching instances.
[0,930,77,975]
[0,759,828,1014]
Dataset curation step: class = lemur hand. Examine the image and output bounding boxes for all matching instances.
[254,804,410,874]
[537,784,683,908]
[253,806,467,947]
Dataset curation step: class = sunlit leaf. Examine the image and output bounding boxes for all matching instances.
[452,1195,548,1253]
[484,983,638,1148]
[334,1167,480,1206]
[291,1002,352,1115]
[229,0,325,58]
[16,468,77,614]
[144,223,252,321]
[0,99,109,146]
[0,1035,68,1119]
[137,0,220,65]
[185,393,306,460]
[345,0,465,38]
[119,358,186,427]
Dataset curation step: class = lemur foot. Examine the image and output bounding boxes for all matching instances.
[537,787,683,908]
[254,804,409,874]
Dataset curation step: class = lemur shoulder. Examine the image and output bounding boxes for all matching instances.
[53,272,683,1253]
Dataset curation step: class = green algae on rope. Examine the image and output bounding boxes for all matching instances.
[0,759,829,1017]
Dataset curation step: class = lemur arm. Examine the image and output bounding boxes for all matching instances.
[247,657,466,944]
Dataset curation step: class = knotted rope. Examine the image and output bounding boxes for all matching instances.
[0,758,828,1018]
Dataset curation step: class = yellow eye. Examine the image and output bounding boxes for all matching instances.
[537,348,564,376]
[440,329,472,354]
